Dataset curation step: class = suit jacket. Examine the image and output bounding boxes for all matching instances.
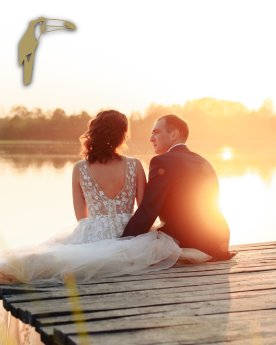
[122,145,231,259]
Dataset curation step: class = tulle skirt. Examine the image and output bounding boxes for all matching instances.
[0,217,212,285]
[0,231,181,284]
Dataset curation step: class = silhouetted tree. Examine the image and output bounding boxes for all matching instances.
[1,99,276,153]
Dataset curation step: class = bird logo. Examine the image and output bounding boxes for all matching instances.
[18,16,77,86]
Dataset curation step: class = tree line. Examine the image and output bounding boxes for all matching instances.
[1,98,276,152]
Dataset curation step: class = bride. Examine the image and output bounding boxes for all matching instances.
[0,110,210,285]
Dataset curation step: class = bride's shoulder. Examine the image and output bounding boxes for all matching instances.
[123,156,145,174]
[73,159,87,168]
[72,160,87,175]
[124,155,141,166]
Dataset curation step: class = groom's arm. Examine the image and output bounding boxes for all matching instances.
[122,155,170,237]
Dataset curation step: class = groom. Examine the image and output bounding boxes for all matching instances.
[122,114,231,260]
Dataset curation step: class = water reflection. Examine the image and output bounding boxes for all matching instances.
[0,141,80,171]
[203,148,276,181]
[3,152,276,181]
[219,172,276,245]
[0,158,77,249]
[2,154,78,171]
[2,143,276,179]
[0,147,275,248]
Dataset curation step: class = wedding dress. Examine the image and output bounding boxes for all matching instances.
[0,157,211,285]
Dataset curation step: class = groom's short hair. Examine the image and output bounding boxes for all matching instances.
[159,114,189,141]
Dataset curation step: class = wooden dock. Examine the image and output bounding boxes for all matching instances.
[1,241,276,345]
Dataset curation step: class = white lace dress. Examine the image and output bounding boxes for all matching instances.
[0,158,185,285]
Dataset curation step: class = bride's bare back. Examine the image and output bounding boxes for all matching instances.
[72,156,146,221]
[87,157,127,200]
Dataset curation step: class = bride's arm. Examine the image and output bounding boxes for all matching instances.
[135,159,147,206]
[72,162,88,220]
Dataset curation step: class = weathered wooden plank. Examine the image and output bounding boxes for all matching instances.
[59,331,276,345]
[4,276,276,317]
[3,261,276,308]
[38,296,276,334]
[34,291,276,329]
[4,266,276,309]
[231,241,276,250]
[52,313,276,345]
[36,303,276,344]
[5,286,276,330]
[4,272,276,309]
[4,277,276,321]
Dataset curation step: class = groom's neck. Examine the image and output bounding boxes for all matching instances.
[167,142,186,152]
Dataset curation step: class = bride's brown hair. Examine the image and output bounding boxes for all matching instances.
[80,110,128,163]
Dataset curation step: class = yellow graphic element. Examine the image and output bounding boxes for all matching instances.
[64,273,91,345]
[18,17,77,86]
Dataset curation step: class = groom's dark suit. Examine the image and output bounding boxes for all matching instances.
[122,145,231,259]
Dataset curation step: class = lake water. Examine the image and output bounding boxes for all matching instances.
[0,146,276,249]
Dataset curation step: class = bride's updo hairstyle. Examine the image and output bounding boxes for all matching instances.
[80,110,128,163]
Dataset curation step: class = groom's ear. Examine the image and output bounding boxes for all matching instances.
[171,128,180,140]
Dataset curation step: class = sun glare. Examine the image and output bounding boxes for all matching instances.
[221,147,233,161]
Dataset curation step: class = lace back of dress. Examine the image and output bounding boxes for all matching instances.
[79,157,137,218]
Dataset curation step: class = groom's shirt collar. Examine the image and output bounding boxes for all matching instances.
[167,143,186,152]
